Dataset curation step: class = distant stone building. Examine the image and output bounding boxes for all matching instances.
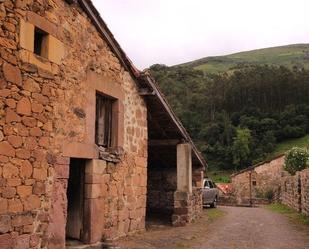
[231,154,285,205]
[0,0,206,248]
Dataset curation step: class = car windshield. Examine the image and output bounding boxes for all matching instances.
[204,181,209,188]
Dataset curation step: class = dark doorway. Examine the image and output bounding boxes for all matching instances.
[66,159,85,241]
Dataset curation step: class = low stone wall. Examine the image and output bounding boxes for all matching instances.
[280,168,309,215]
[172,188,202,226]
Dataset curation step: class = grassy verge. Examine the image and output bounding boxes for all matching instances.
[266,203,309,226]
[206,208,225,222]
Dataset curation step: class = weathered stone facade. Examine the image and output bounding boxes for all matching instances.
[231,155,285,205]
[0,0,147,248]
[0,0,206,248]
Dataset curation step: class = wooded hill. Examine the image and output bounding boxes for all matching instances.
[150,56,309,171]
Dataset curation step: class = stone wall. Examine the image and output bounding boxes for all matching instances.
[232,155,285,205]
[172,188,202,227]
[280,168,309,215]
[146,168,176,214]
[0,0,147,248]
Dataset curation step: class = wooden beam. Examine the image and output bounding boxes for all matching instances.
[138,88,156,96]
[148,139,182,146]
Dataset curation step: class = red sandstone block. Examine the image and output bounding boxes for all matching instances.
[56,156,70,165]
[33,182,46,195]
[16,149,31,159]
[0,234,13,249]
[6,98,16,108]
[29,127,42,137]
[0,155,9,163]
[54,164,69,179]
[33,168,47,181]
[15,234,30,249]
[13,123,29,136]
[17,185,32,198]
[24,137,38,151]
[3,62,22,86]
[0,198,8,214]
[0,89,10,97]
[8,199,23,213]
[38,137,49,148]
[8,135,23,148]
[2,187,16,198]
[11,213,33,227]
[21,117,37,127]
[31,102,44,113]
[23,195,41,211]
[20,160,33,179]
[0,141,15,157]
[3,163,19,178]
[7,179,21,187]
[16,97,32,116]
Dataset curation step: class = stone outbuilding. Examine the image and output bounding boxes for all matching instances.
[231,154,285,205]
[0,0,206,248]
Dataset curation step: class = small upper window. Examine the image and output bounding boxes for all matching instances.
[34,27,48,58]
[252,180,257,186]
[95,93,114,148]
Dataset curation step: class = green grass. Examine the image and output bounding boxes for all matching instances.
[178,44,309,73]
[206,208,225,222]
[268,134,309,158]
[266,203,309,226]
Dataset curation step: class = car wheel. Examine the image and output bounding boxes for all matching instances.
[210,197,217,208]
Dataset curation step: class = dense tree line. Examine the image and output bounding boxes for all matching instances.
[150,64,309,171]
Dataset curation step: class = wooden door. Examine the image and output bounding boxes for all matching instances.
[66,159,85,240]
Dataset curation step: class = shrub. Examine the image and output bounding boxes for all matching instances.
[284,147,309,175]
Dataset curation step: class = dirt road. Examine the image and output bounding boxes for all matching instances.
[115,206,309,249]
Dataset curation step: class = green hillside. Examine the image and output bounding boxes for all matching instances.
[180,44,309,74]
[269,134,309,158]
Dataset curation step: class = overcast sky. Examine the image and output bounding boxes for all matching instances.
[92,0,309,70]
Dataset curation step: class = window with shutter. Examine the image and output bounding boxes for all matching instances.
[95,93,114,148]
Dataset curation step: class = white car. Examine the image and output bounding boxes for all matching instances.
[202,178,219,208]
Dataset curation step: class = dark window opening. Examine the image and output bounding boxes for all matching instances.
[252,180,257,186]
[34,27,48,57]
[95,93,114,148]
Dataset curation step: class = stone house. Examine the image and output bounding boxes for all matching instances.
[231,154,285,205]
[0,0,206,249]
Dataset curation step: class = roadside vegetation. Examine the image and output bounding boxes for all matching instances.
[266,203,309,226]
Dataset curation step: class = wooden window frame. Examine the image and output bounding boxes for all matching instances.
[95,92,118,149]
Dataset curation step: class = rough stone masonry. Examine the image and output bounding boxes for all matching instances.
[0,0,205,248]
[0,0,148,248]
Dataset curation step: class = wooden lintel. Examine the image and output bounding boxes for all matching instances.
[148,139,183,146]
